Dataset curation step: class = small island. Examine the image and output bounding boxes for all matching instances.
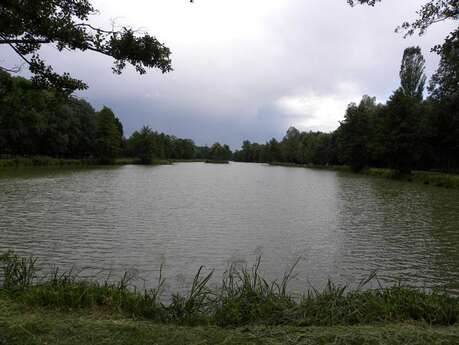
[205,159,230,164]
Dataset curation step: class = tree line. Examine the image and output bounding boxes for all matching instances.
[234,39,459,174]
[0,70,232,164]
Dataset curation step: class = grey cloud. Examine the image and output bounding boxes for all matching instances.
[1,0,455,149]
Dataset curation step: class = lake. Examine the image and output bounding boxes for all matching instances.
[1,162,459,295]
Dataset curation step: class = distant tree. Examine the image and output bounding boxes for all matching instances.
[267,138,282,162]
[0,0,172,94]
[337,96,376,171]
[172,139,195,159]
[196,146,211,159]
[400,47,427,100]
[383,90,421,174]
[128,126,156,164]
[95,106,123,163]
[282,127,303,164]
[210,142,232,161]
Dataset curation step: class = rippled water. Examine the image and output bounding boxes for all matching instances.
[1,163,459,294]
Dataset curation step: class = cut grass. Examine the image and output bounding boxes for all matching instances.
[1,294,459,345]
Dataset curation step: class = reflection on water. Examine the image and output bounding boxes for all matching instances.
[0,163,458,294]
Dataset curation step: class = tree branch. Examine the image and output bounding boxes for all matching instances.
[0,35,32,66]
[0,39,51,45]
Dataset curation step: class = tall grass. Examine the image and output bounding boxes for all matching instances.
[1,251,458,327]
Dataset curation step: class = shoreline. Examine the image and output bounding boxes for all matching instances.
[1,252,459,344]
[0,156,207,169]
[1,157,458,189]
[269,162,459,189]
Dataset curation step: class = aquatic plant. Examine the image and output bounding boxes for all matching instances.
[1,252,458,327]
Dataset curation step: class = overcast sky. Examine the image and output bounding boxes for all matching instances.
[1,0,456,148]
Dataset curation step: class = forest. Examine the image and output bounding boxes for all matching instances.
[0,70,232,164]
[1,36,458,172]
[234,39,459,174]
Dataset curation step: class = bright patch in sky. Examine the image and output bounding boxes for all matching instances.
[277,82,364,131]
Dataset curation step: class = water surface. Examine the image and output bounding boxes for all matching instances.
[1,163,458,294]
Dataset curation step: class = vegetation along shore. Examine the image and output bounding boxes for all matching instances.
[1,252,459,344]
[269,162,459,189]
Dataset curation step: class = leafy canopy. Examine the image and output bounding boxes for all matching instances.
[400,47,427,100]
[0,0,173,94]
[429,28,459,99]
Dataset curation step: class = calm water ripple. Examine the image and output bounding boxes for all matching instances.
[1,163,459,294]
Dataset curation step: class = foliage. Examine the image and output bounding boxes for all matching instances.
[0,70,99,158]
[337,96,377,171]
[400,47,427,100]
[127,127,156,164]
[235,45,459,174]
[0,0,172,94]
[429,28,459,100]
[0,70,233,164]
[94,107,123,164]
[209,143,232,161]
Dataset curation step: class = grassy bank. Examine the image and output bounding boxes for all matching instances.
[1,253,459,344]
[0,156,176,169]
[1,295,458,345]
[269,162,459,189]
[1,253,459,327]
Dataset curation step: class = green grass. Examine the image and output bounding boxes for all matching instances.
[1,253,459,328]
[1,253,459,344]
[1,294,459,345]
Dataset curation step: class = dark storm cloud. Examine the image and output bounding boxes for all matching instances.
[1,0,456,148]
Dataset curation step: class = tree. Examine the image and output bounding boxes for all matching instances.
[0,0,172,94]
[267,138,282,162]
[428,29,459,170]
[282,127,303,164]
[209,143,232,161]
[337,96,376,171]
[400,47,427,100]
[383,90,421,174]
[128,126,156,164]
[95,106,123,163]
[429,28,459,100]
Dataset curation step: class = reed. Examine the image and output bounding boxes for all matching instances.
[1,252,458,327]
